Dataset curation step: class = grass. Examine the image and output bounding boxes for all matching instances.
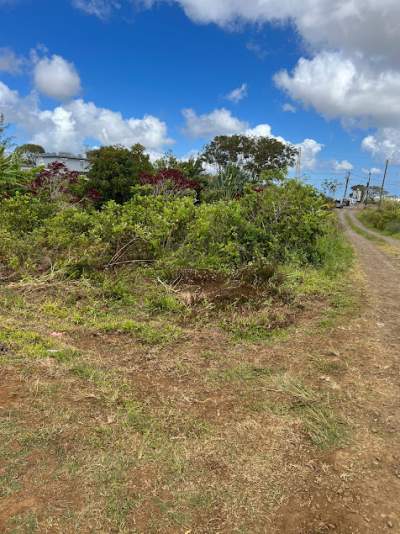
[0,235,358,532]
[357,208,400,240]
[98,318,183,345]
[302,405,349,449]
[0,326,80,362]
[221,310,292,343]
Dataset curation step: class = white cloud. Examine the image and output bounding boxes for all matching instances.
[362,167,382,175]
[72,0,121,19]
[362,128,400,164]
[182,106,322,170]
[0,81,173,153]
[282,103,296,113]
[33,55,81,101]
[297,138,324,171]
[334,160,353,172]
[182,107,247,138]
[0,47,24,74]
[275,52,400,127]
[225,83,248,103]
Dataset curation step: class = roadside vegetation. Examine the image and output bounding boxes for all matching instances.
[358,201,400,238]
[0,116,356,532]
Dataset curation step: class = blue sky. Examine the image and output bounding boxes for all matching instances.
[1,0,400,195]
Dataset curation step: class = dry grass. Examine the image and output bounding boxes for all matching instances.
[0,269,358,533]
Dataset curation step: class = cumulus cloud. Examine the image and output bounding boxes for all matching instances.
[0,81,173,153]
[33,55,82,100]
[275,52,400,127]
[225,83,248,103]
[362,129,400,164]
[126,0,400,163]
[334,160,353,172]
[297,139,324,171]
[182,107,247,138]
[0,47,24,74]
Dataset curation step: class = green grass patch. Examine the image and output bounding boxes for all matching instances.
[0,327,80,362]
[221,311,291,343]
[144,291,184,315]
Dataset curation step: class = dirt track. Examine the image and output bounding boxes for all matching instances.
[277,211,400,533]
[325,210,400,532]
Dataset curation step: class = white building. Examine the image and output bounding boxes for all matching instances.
[32,153,90,173]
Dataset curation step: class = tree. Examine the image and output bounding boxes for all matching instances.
[15,144,45,165]
[201,135,297,179]
[86,144,153,204]
[139,168,201,196]
[322,179,341,199]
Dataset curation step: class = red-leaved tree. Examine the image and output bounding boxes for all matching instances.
[139,169,201,196]
[30,162,101,203]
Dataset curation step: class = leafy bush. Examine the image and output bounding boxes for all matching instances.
[174,180,331,271]
[359,202,400,236]
[0,178,342,280]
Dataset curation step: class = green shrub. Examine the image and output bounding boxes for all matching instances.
[359,202,400,236]
[0,179,344,279]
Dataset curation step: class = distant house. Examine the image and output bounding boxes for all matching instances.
[28,152,91,173]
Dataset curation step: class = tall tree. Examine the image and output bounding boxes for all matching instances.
[15,144,45,166]
[86,144,153,204]
[201,135,297,179]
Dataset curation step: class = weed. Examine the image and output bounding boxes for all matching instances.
[144,292,184,314]
[302,406,348,449]
[122,400,153,434]
[6,511,39,533]
[311,356,347,375]
[271,374,318,405]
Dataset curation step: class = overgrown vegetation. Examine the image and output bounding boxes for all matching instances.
[0,117,357,532]
[358,201,400,237]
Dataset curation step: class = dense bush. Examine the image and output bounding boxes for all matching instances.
[359,202,400,235]
[0,180,339,278]
[174,181,330,270]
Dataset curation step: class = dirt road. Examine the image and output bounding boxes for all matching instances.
[325,210,400,532]
[278,211,400,533]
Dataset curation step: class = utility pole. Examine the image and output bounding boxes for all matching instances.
[364,171,371,205]
[296,147,302,179]
[379,159,389,208]
[342,171,351,204]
